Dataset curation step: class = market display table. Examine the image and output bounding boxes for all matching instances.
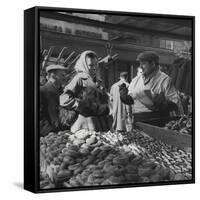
[40,127,192,189]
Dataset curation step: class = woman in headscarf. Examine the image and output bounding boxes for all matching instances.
[60,50,110,133]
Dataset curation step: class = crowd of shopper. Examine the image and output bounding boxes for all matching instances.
[40,50,185,136]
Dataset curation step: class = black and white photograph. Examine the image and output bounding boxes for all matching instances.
[24,6,194,193]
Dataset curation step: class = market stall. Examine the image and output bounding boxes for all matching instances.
[39,11,193,190]
[40,127,192,189]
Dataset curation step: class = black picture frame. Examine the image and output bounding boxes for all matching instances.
[24,6,195,193]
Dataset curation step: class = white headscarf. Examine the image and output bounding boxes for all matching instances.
[74,50,97,75]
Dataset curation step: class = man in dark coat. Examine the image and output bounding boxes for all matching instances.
[40,65,68,136]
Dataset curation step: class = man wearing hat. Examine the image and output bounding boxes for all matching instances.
[119,51,183,124]
[40,64,68,136]
[110,72,132,132]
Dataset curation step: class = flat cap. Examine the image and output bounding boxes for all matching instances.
[45,64,67,73]
[120,72,128,77]
[136,51,159,62]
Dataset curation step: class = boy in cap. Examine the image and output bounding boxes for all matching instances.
[110,72,132,132]
[119,51,183,123]
[40,65,68,136]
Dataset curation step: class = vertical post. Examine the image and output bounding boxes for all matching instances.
[130,64,134,80]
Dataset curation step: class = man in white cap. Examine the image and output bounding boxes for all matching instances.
[40,65,68,136]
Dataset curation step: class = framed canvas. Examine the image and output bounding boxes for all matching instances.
[24,6,195,193]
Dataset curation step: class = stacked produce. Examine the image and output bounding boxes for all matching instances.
[40,129,192,189]
[40,171,55,189]
[124,130,192,180]
[178,92,192,114]
[164,115,192,135]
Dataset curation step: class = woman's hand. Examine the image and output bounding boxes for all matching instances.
[97,104,109,116]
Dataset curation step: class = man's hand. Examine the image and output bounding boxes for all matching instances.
[119,83,128,94]
[152,92,166,111]
[153,92,165,105]
[153,92,178,112]
[119,84,134,105]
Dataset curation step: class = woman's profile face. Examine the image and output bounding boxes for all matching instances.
[86,56,98,76]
